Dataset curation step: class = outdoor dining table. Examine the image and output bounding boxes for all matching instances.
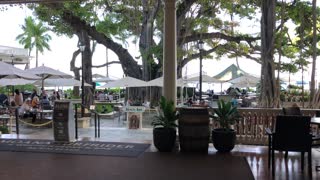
[30,109,53,121]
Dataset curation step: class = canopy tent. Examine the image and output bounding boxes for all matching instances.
[213,64,247,81]
[25,65,73,88]
[229,73,260,88]
[99,76,147,88]
[146,77,185,87]
[33,78,92,87]
[0,61,40,80]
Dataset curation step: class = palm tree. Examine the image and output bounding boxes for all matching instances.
[16,16,52,68]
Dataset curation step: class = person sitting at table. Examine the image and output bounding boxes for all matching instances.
[31,89,38,100]
[186,98,193,107]
[40,98,51,110]
[97,91,106,101]
[18,99,31,118]
[14,89,23,106]
[31,96,40,108]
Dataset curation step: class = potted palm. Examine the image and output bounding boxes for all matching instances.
[211,99,242,152]
[151,96,178,152]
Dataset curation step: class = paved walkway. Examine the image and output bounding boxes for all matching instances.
[4,112,154,144]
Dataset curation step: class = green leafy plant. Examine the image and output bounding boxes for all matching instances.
[0,126,9,134]
[95,104,114,114]
[151,96,178,129]
[210,100,242,131]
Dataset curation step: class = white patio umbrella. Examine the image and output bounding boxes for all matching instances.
[25,64,73,88]
[185,74,221,83]
[93,76,116,83]
[92,74,105,79]
[230,81,258,88]
[100,76,147,88]
[0,78,35,86]
[99,77,147,101]
[33,78,92,87]
[229,73,259,86]
[146,76,185,87]
[0,61,40,80]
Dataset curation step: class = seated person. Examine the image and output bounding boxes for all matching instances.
[126,98,133,106]
[31,96,40,108]
[107,94,113,101]
[97,91,106,101]
[19,99,31,117]
[0,93,9,107]
[40,98,51,110]
[186,98,193,106]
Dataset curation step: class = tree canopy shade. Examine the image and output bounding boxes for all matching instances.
[0,0,75,4]
[19,0,319,107]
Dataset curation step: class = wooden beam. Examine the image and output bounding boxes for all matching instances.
[0,0,78,4]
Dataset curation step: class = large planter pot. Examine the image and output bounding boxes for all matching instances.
[212,128,236,152]
[153,127,176,152]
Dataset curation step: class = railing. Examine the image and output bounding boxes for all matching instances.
[208,108,320,145]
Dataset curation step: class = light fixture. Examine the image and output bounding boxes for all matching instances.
[77,40,85,118]
[198,40,204,50]
[78,41,85,52]
[198,40,204,102]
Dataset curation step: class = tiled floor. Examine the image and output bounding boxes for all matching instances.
[2,112,320,179]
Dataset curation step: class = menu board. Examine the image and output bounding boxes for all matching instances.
[53,101,75,142]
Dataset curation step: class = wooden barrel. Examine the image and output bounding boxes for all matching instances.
[178,107,209,153]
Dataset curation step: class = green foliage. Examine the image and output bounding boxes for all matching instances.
[210,100,242,131]
[151,96,178,129]
[0,126,9,134]
[95,104,113,114]
[16,16,52,54]
[288,84,302,89]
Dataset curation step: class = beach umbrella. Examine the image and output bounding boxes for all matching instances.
[25,64,73,88]
[33,78,92,87]
[0,61,40,80]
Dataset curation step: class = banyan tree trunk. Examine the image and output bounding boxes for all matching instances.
[259,0,276,108]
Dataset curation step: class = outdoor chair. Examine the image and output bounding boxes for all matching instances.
[282,106,302,116]
[266,115,317,176]
[282,106,302,158]
[178,107,209,153]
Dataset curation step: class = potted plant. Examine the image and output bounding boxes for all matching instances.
[151,96,178,152]
[210,99,242,152]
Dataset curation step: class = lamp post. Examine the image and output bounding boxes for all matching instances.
[198,40,204,101]
[78,42,85,117]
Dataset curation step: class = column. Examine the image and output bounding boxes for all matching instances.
[163,0,177,106]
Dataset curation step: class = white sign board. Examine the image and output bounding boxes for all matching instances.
[124,106,145,113]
